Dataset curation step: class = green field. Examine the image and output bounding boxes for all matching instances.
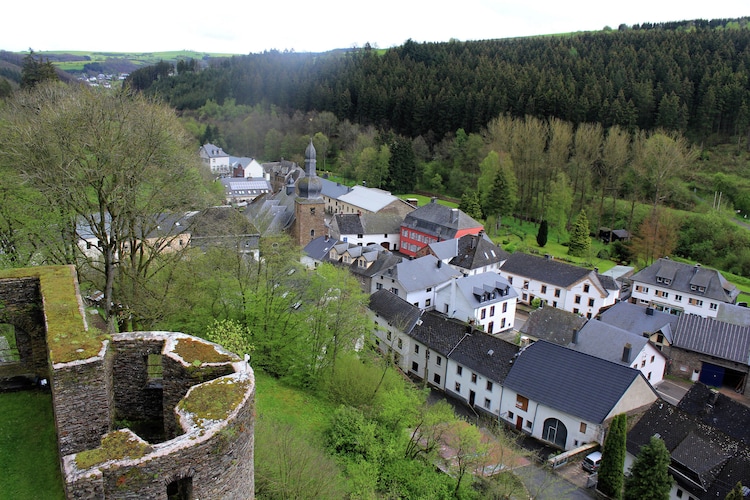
[0,391,64,500]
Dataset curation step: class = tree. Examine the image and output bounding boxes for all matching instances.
[385,135,417,193]
[546,171,573,243]
[725,482,745,500]
[484,164,518,230]
[631,207,680,266]
[633,129,696,210]
[568,209,592,257]
[20,49,57,89]
[0,83,214,332]
[624,436,672,500]
[459,190,483,220]
[536,220,548,247]
[598,413,627,499]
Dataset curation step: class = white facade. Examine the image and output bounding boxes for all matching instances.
[626,342,667,385]
[498,387,604,449]
[370,311,414,373]
[445,359,503,416]
[630,282,722,318]
[338,232,400,252]
[406,339,449,391]
[199,144,230,175]
[434,273,518,334]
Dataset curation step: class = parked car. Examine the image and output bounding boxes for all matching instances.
[582,451,602,473]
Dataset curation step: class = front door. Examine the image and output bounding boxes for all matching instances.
[516,416,523,431]
[469,390,476,406]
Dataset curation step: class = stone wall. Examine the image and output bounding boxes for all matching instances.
[0,277,48,379]
[665,345,750,394]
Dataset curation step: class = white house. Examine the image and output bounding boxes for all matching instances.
[499,253,619,319]
[370,254,461,309]
[629,258,739,318]
[499,340,658,450]
[328,212,403,251]
[434,272,518,334]
[368,289,423,372]
[421,232,510,276]
[199,143,230,176]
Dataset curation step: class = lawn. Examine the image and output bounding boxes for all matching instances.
[0,391,65,500]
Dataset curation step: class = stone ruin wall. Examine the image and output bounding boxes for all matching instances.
[0,272,255,499]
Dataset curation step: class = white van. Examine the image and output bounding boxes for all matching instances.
[582,451,602,473]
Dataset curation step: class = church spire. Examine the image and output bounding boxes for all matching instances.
[297,138,322,199]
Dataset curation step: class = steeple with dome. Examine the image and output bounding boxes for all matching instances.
[296,139,322,199]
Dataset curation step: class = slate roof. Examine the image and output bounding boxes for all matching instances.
[244,190,296,235]
[452,273,518,307]
[672,314,750,365]
[716,302,750,327]
[501,253,602,291]
[597,301,678,343]
[320,178,352,200]
[449,233,511,271]
[377,255,461,293]
[677,382,750,446]
[338,185,401,213]
[409,311,473,357]
[332,212,404,236]
[401,201,483,239]
[303,235,339,262]
[446,327,520,384]
[200,143,228,158]
[333,214,364,235]
[627,400,750,500]
[568,319,657,366]
[519,306,587,345]
[502,340,649,423]
[369,290,422,334]
[630,258,739,304]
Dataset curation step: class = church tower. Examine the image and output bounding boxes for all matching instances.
[292,139,326,247]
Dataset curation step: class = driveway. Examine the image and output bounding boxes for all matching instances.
[654,378,690,406]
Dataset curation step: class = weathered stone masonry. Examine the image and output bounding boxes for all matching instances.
[0,267,255,500]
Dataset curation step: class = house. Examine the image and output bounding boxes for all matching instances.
[417,232,510,276]
[567,319,667,385]
[519,306,587,346]
[499,340,658,450]
[328,241,402,292]
[625,386,750,500]
[499,253,619,318]
[261,159,302,193]
[628,258,739,317]
[199,143,230,176]
[370,254,461,309]
[369,289,424,371]
[399,199,484,257]
[443,324,520,418]
[321,180,416,218]
[665,314,750,394]
[434,272,518,334]
[219,177,273,205]
[597,301,679,351]
[328,212,404,251]
[597,227,631,243]
[229,156,264,179]
[302,235,339,269]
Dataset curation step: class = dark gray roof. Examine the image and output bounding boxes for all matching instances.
[672,315,750,365]
[597,301,678,343]
[332,214,364,235]
[447,328,520,384]
[503,340,647,423]
[677,382,750,446]
[449,233,511,270]
[303,236,339,261]
[402,201,482,239]
[369,290,422,334]
[630,258,739,304]
[520,306,587,344]
[596,273,619,291]
[716,303,750,327]
[569,320,656,366]
[200,143,228,158]
[501,253,600,290]
[320,178,352,200]
[244,190,295,235]
[332,212,404,236]
[376,255,461,293]
[409,311,474,357]
[627,400,750,500]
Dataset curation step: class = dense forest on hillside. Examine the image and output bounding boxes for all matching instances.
[131,19,750,143]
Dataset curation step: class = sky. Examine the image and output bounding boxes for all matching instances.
[3,1,749,55]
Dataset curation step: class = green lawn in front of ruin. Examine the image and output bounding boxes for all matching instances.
[0,390,65,500]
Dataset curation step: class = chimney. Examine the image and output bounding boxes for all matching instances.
[471,235,477,249]
[572,329,579,345]
[594,267,599,274]
[622,343,632,363]
[646,307,654,316]
[437,260,442,268]
[451,208,459,223]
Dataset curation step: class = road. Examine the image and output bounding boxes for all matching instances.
[515,463,595,499]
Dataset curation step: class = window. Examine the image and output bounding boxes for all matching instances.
[486,381,493,391]
[580,422,587,433]
[675,294,682,302]
[436,356,442,366]
[508,277,513,284]
[425,298,431,307]
[710,302,718,310]
[650,355,655,362]
[574,295,581,304]
[676,489,683,498]
[433,373,441,384]
[397,338,403,349]
[426,287,432,292]
[583,284,590,293]
[635,285,649,293]
[526,420,532,429]
[688,298,703,307]
[456,365,463,376]
[508,411,514,420]
[541,285,547,294]
[484,398,491,409]
[471,373,477,383]
[502,302,508,313]
[481,308,486,320]
[641,359,646,367]
[412,361,419,372]
[523,280,529,289]
[655,290,669,298]
[455,382,461,392]
[414,345,420,354]
[515,394,529,411]
[573,308,579,314]
[555,288,561,297]
[488,321,494,334]
[147,354,163,381]
[387,332,391,341]
[588,298,594,307]
[490,305,495,316]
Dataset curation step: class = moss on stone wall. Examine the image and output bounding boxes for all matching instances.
[178,378,250,426]
[173,337,235,364]
[75,430,152,470]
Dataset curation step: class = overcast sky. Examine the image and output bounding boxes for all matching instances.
[3,1,748,54]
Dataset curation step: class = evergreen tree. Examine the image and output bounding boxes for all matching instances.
[484,165,517,229]
[598,413,627,499]
[536,220,548,247]
[568,209,591,257]
[20,49,58,89]
[624,436,672,500]
[725,482,745,500]
[459,190,483,220]
[386,135,416,193]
